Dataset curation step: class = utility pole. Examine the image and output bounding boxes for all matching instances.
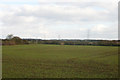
[87,29,90,40]
[44,35,46,40]
[58,35,61,40]
[36,37,38,44]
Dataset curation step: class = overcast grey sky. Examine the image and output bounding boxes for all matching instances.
[0,0,119,40]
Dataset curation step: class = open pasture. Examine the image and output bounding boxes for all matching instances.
[2,44,118,78]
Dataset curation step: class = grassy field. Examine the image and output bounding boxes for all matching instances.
[2,44,118,78]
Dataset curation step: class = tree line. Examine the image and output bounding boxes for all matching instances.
[2,34,29,45]
[1,34,120,46]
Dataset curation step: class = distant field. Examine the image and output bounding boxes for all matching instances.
[2,44,118,78]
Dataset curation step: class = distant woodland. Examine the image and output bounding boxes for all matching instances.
[1,34,120,46]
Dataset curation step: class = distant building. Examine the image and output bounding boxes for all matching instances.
[60,42,64,45]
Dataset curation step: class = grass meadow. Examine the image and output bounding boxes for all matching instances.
[2,44,118,78]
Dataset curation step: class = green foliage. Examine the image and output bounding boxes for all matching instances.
[2,44,118,78]
[27,39,120,46]
[2,36,29,45]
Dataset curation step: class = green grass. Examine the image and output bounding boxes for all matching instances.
[2,44,118,78]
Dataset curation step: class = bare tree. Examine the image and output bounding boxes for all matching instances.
[6,34,13,40]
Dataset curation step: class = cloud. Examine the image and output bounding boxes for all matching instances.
[0,0,118,39]
[38,0,119,3]
[5,4,116,23]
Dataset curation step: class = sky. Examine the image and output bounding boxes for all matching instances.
[0,0,119,40]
